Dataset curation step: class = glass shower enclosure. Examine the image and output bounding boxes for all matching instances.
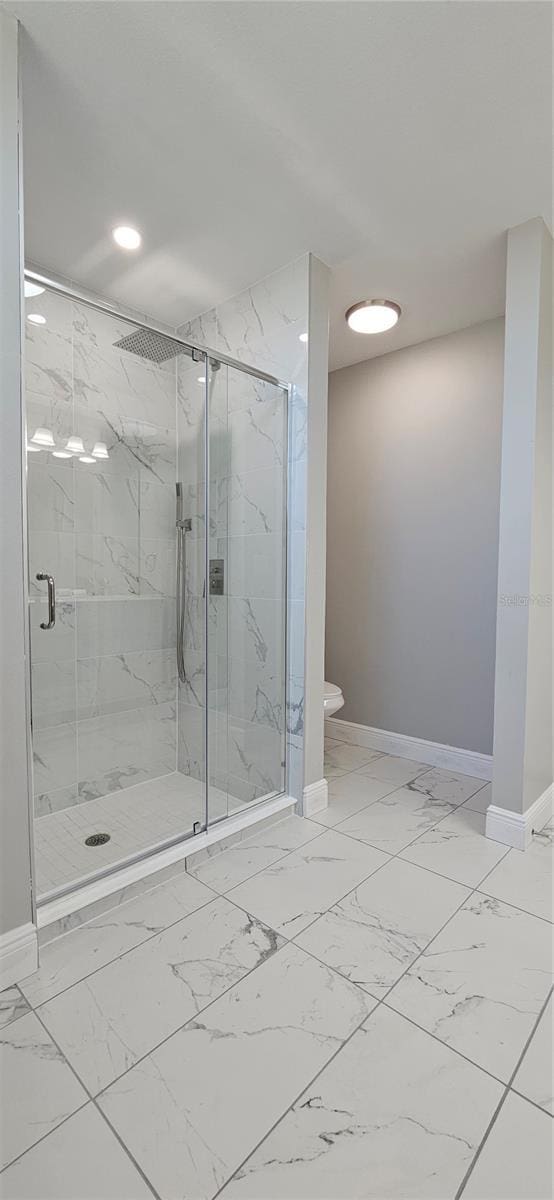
[25,273,288,904]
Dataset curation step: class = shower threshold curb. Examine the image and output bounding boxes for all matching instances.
[37,793,296,933]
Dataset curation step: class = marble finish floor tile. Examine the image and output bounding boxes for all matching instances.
[406,767,488,807]
[462,781,491,814]
[0,1104,153,1199]
[400,808,509,887]
[98,943,374,1200]
[388,892,553,1082]
[0,1010,87,1169]
[39,897,283,1094]
[480,822,553,922]
[323,739,384,778]
[336,787,456,855]
[187,814,321,893]
[462,1091,553,1200]
[314,772,401,828]
[355,754,432,787]
[19,868,214,1007]
[295,858,469,999]
[0,985,30,1030]
[512,993,553,1114]
[227,828,389,939]
[220,1005,502,1200]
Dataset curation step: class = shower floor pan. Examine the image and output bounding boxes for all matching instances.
[35,772,231,899]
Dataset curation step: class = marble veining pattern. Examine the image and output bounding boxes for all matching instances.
[0,1010,87,1169]
[479,820,553,922]
[97,943,375,1200]
[39,898,284,1094]
[0,987,31,1030]
[219,1006,502,1200]
[26,293,181,830]
[0,1104,154,1200]
[388,891,553,1081]
[3,754,553,1198]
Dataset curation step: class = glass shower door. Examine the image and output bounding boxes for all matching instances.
[206,360,288,823]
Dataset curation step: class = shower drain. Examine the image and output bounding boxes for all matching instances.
[84,832,111,847]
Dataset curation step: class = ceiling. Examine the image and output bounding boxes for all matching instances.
[7,1,551,369]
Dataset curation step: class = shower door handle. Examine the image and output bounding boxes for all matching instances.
[36,573,56,629]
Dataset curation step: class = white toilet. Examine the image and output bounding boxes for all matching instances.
[324,681,345,716]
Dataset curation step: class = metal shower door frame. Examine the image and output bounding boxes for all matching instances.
[202,359,290,835]
[24,268,291,905]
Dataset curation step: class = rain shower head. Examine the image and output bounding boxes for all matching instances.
[113,328,190,364]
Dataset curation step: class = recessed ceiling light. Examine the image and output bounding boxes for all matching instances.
[345,299,401,334]
[27,313,47,326]
[112,225,142,250]
[24,281,45,299]
[299,333,308,343]
[79,456,97,464]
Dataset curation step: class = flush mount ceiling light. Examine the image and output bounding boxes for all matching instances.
[112,225,142,250]
[27,313,47,326]
[24,281,45,299]
[345,299,401,334]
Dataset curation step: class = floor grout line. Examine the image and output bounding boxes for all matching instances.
[26,888,222,1010]
[5,759,550,1197]
[455,985,554,1200]
[210,848,508,1200]
[213,869,552,1197]
[20,767,550,1019]
[27,1006,162,1199]
[509,1083,554,1120]
[0,1098,90,1177]
[61,798,530,1113]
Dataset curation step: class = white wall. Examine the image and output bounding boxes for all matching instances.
[303,256,330,793]
[326,319,504,755]
[0,13,35,942]
[492,218,553,816]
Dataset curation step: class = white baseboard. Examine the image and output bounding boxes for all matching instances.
[325,717,492,781]
[486,783,553,851]
[302,778,329,817]
[0,922,38,989]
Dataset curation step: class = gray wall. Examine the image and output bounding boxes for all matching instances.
[0,12,35,937]
[326,318,504,755]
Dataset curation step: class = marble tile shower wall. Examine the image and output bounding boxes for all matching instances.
[178,255,309,805]
[26,292,179,820]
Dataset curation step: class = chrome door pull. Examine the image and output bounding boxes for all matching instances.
[36,573,56,629]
